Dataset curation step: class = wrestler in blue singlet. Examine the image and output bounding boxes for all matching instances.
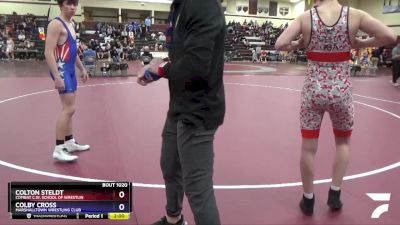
[50,17,77,94]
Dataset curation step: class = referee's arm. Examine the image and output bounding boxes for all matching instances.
[163,0,223,83]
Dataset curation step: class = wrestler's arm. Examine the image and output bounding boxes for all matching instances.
[275,15,304,51]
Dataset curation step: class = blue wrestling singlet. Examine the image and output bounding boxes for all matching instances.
[50,17,78,94]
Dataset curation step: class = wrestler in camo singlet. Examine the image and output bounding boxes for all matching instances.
[300,6,354,138]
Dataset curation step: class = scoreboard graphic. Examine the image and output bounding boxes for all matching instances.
[8,182,132,220]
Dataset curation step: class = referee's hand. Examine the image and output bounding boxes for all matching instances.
[137,58,164,86]
[137,65,151,86]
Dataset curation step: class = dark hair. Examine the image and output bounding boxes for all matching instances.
[57,0,79,7]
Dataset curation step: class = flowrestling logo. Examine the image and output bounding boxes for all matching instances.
[367,193,391,219]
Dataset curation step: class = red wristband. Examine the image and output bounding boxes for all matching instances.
[158,62,168,77]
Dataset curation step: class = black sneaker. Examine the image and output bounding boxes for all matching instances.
[299,194,315,216]
[152,215,187,225]
[327,189,343,211]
